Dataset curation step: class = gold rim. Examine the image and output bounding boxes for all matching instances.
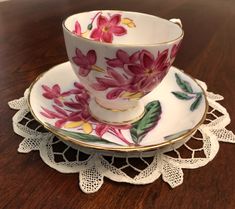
[27,63,208,152]
[62,10,184,47]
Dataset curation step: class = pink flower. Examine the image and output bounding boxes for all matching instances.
[40,86,92,132]
[124,49,170,92]
[68,82,90,101]
[64,94,91,120]
[41,104,93,133]
[40,81,93,129]
[74,82,90,101]
[73,21,81,36]
[41,84,71,107]
[106,49,140,68]
[91,67,131,99]
[72,48,97,77]
[68,82,85,94]
[92,49,170,99]
[90,14,127,43]
[170,41,182,59]
[63,94,88,111]
[63,82,91,120]
[40,105,81,128]
[95,123,131,145]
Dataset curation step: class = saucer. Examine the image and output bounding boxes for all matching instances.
[28,62,208,152]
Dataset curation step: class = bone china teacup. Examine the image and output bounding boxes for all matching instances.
[63,10,183,125]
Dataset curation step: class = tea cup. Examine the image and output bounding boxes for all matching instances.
[63,10,183,124]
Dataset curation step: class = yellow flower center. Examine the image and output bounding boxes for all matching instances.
[102,26,110,32]
[145,68,154,75]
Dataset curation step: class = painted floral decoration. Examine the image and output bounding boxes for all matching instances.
[40,83,162,146]
[41,82,93,133]
[72,39,181,100]
[170,41,182,59]
[90,14,127,43]
[41,84,71,107]
[73,21,82,36]
[72,12,136,43]
[72,48,104,77]
[91,49,170,100]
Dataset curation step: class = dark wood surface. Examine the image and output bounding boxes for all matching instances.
[1,0,235,208]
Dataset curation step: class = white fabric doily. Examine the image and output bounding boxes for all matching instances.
[9,80,235,193]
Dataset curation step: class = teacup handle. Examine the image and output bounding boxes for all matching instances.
[169,18,182,28]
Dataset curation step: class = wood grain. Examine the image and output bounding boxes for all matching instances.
[0,0,234,208]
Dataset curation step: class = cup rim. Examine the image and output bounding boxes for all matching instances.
[62,10,184,47]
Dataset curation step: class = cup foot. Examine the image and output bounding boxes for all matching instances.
[89,99,145,125]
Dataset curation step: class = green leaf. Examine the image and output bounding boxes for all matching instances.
[172,91,194,100]
[175,73,193,93]
[130,101,162,145]
[46,123,121,146]
[87,23,93,30]
[190,93,203,111]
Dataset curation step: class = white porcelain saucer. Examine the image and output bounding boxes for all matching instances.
[28,62,208,152]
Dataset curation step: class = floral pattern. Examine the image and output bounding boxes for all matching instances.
[72,12,135,43]
[41,84,71,107]
[90,14,127,43]
[73,21,81,36]
[91,49,170,100]
[95,123,132,145]
[41,82,93,133]
[71,14,182,100]
[170,41,182,59]
[72,49,104,77]
[72,44,182,100]
[40,83,162,146]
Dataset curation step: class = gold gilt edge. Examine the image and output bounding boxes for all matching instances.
[27,63,209,153]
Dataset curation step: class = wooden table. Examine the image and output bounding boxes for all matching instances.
[1,0,235,208]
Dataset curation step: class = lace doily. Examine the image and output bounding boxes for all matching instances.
[9,80,235,193]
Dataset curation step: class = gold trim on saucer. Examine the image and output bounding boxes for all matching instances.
[27,62,209,153]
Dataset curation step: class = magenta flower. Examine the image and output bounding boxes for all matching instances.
[64,93,91,120]
[41,84,71,107]
[63,82,91,120]
[40,81,133,143]
[91,67,132,99]
[68,82,85,94]
[92,49,170,99]
[170,41,182,59]
[73,21,81,36]
[91,49,170,99]
[67,82,90,101]
[63,94,88,111]
[106,49,140,68]
[40,82,93,133]
[40,81,94,132]
[41,104,93,133]
[124,49,170,92]
[95,123,131,145]
[90,14,127,43]
[40,105,81,128]
[72,48,97,77]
